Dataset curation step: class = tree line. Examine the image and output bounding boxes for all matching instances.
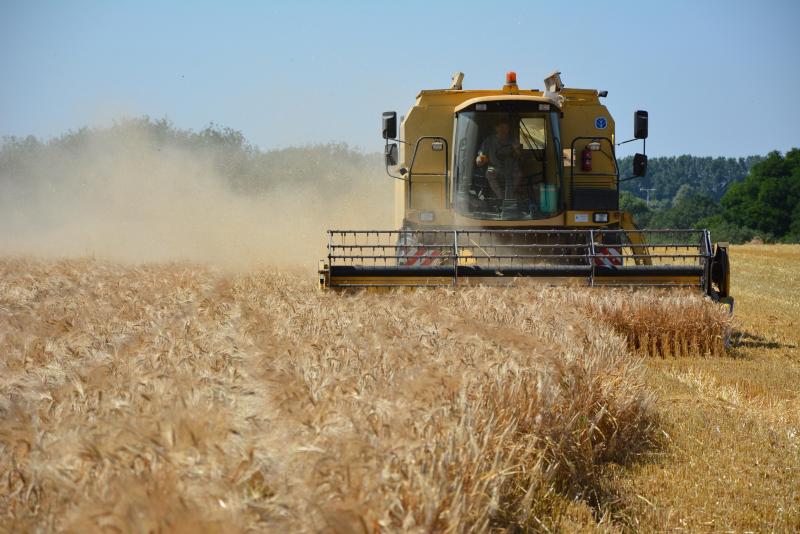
[618,151,799,242]
[0,117,383,197]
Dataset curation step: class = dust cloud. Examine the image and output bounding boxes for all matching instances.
[0,122,393,269]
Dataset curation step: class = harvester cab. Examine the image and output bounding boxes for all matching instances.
[319,71,732,309]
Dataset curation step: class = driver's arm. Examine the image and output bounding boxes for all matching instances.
[475,138,490,166]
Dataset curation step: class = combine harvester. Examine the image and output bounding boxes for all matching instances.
[319,71,732,308]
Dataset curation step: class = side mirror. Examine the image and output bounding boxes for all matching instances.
[382,111,397,140]
[633,153,648,177]
[385,143,398,167]
[634,110,648,139]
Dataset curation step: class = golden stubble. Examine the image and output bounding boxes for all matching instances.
[605,244,800,532]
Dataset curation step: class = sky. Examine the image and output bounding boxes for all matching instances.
[1,0,799,157]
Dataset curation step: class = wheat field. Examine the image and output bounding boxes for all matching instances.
[1,247,795,532]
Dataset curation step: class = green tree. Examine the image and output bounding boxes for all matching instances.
[696,215,761,243]
[672,183,696,204]
[619,191,652,227]
[649,194,720,229]
[718,149,800,239]
[789,202,800,241]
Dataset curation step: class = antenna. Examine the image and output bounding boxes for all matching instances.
[640,188,656,207]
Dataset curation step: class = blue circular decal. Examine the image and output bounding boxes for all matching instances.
[595,117,608,129]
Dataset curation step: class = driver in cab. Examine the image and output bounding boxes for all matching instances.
[475,118,522,201]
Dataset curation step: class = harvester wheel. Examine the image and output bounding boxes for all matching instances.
[710,244,730,298]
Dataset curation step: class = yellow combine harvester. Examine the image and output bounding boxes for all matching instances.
[319,71,732,307]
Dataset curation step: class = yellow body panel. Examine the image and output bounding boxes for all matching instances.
[393,82,619,230]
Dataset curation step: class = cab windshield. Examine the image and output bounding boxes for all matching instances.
[454,103,563,220]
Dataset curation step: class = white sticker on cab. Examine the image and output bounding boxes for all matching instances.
[574,213,589,223]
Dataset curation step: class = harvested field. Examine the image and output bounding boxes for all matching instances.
[0,248,792,532]
[606,244,800,531]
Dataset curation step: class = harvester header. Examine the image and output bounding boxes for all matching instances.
[319,71,732,308]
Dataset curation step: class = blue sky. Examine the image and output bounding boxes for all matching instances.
[1,0,798,157]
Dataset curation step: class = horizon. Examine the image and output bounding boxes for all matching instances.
[0,115,783,160]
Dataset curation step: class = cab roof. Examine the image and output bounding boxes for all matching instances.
[454,94,561,113]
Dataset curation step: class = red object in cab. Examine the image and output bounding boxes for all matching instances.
[581,147,592,171]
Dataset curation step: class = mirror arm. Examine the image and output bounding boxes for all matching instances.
[384,139,409,181]
[385,166,409,181]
